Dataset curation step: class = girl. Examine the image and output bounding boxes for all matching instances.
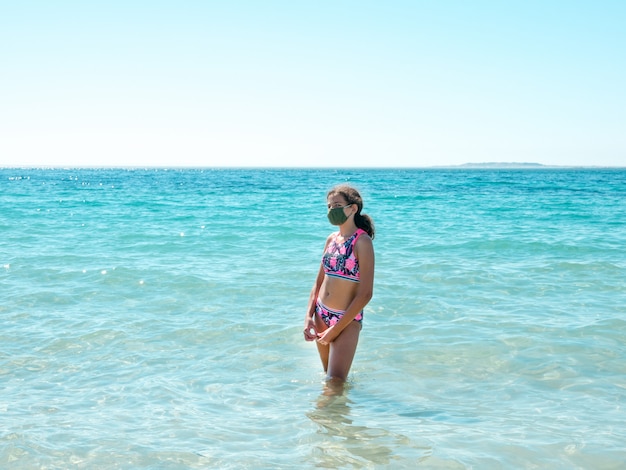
[303,185,375,385]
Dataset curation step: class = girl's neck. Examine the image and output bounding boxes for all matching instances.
[338,222,358,239]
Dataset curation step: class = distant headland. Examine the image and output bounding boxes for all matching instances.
[426,162,625,169]
[460,162,545,168]
[441,162,550,169]
[438,162,625,169]
[429,162,625,169]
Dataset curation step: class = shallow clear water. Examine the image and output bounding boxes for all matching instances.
[1,168,625,468]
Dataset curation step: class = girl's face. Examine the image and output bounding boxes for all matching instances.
[327,194,355,225]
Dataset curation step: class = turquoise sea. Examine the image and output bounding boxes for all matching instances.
[1,168,625,469]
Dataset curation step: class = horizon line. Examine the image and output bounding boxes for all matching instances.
[1,164,625,171]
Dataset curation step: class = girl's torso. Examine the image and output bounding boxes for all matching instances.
[319,229,365,310]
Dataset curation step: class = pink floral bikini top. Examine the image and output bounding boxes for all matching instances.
[322,229,366,283]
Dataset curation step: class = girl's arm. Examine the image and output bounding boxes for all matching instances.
[304,263,325,325]
[303,235,333,341]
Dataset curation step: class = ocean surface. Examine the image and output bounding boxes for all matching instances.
[1,168,625,469]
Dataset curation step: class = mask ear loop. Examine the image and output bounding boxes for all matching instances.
[348,203,356,218]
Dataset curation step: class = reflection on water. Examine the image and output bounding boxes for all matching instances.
[306,382,403,467]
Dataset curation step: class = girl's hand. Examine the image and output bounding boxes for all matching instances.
[303,317,317,342]
[316,327,337,346]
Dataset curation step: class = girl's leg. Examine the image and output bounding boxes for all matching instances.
[327,321,361,381]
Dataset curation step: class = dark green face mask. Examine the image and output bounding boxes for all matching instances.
[327,205,351,225]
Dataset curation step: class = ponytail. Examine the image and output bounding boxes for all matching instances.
[355,212,375,240]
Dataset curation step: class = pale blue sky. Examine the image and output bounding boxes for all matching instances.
[1,1,624,167]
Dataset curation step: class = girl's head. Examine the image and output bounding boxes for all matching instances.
[326,185,375,239]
